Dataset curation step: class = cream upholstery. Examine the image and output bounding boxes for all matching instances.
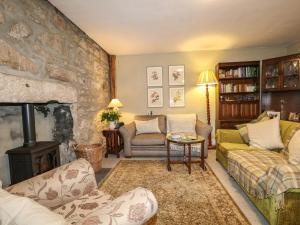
[5,159,158,225]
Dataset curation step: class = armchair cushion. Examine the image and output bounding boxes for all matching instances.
[135,115,167,133]
[167,114,196,134]
[131,133,166,146]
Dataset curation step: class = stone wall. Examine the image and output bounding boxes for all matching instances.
[0,0,111,186]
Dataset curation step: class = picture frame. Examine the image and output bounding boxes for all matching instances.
[147,66,163,86]
[147,88,163,108]
[289,112,300,122]
[168,65,185,85]
[169,87,185,107]
[267,111,281,119]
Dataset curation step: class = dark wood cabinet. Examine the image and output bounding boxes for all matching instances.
[216,61,260,129]
[262,54,300,92]
[262,54,300,120]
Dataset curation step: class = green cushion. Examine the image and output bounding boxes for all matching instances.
[280,120,300,147]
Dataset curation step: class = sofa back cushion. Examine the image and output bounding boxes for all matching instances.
[247,118,284,150]
[288,128,300,164]
[280,120,300,147]
[167,114,196,134]
[6,159,97,209]
[0,188,65,225]
[134,115,167,133]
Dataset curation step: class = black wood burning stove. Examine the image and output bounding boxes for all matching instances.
[6,103,60,184]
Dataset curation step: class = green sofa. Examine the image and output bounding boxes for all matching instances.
[216,120,300,225]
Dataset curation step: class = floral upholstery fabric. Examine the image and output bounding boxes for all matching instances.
[5,159,158,225]
[5,158,97,210]
[54,189,113,223]
[73,187,157,225]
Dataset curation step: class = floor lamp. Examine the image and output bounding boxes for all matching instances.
[196,70,218,149]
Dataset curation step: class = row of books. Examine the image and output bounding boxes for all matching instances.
[220,83,257,93]
[220,94,259,102]
[219,66,259,78]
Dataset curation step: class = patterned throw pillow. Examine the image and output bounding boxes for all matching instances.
[235,111,270,144]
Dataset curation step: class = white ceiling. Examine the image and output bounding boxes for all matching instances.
[49,0,300,55]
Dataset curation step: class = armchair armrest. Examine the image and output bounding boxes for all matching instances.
[78,187,158,225]
[196,120,212,155]
[5,159,97,209]
[216,129,244,144]
[119,122,136,157]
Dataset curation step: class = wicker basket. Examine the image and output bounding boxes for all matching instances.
[74,144,102,172]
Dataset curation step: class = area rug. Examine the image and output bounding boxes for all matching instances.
[99,160,250,225]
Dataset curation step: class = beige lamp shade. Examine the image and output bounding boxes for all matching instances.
[108,98,123,108]
[196,70,218,86]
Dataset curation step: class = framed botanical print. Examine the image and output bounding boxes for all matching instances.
[147,66,163,86]
[148,88,163,108]
[169,87,185,107]
[169,65,185,85]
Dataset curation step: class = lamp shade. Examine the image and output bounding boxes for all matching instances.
[196,70,218,86]
[108,98,123,108]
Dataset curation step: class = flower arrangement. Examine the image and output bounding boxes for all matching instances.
[101,109,121,122]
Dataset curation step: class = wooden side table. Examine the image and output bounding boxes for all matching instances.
[166,135,206,174]
[102,129,124,158]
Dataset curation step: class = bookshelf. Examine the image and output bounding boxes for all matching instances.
[216,61,260,129]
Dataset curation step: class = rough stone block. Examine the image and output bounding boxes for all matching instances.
[0,39,37,74]
[0,12,5,24]
[9,22,32,39]
[46,63,75,82]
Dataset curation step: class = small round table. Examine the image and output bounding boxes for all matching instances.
[166,135,206,174]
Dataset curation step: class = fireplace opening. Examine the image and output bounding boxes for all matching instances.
[6,103,61,184]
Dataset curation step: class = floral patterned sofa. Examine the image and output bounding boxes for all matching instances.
[5,159,158,225]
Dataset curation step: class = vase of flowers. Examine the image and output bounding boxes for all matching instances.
[101,109,121,130]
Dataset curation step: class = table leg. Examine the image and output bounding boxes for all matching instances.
[167,140,171,171]
[201,141,206,170]
[188,144,191,174]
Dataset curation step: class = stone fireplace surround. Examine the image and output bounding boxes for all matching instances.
[0,73,81,185]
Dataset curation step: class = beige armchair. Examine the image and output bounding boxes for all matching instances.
[119,115,212,158]
[5,159,158,225]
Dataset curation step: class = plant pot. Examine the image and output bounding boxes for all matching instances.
[109,121,116,130]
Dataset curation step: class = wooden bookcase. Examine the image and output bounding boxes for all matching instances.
[216,61,260,129]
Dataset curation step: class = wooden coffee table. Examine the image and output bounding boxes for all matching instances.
[166,135,206,174]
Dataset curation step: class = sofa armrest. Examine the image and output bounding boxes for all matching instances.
[78,187,158,225]
[216,129,244,144]
[196,120,212,155]
[119,122,136,157]
[5,159,97,209]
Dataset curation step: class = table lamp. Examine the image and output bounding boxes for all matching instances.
[196,70,218,148]
[107,98,123,110]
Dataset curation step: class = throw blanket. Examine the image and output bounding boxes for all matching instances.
[228,150,300,199]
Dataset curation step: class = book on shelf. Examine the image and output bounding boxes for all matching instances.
[220,83,256,93]
[219,66,258,79]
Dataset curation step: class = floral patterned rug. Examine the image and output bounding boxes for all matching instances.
[99,160,250,225]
